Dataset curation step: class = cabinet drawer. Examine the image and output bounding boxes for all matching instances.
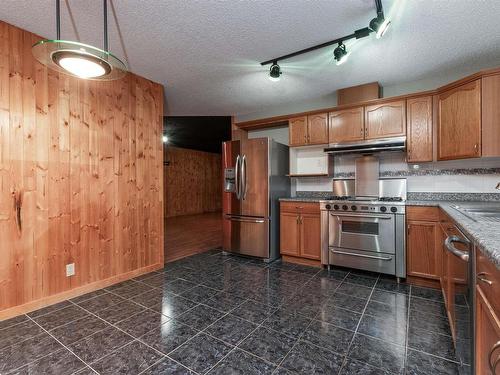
[477,249,500,314]
[280,201,320,214]
[407,206,440,222]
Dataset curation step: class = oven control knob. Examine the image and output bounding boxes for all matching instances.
[342,205,348,211]
[351,205,357,211]
[380,206,387,212]
[325,204,331,210]
[333,204,339,210]
[391,207,398,213]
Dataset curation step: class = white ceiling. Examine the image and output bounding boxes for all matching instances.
[2,0,500,118]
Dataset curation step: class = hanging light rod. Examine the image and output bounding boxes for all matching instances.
[260,0,388,66]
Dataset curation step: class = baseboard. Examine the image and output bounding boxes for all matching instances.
[281,255,322,268]
[0,263,164,321]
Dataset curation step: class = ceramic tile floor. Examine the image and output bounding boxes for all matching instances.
[0,249,470,374]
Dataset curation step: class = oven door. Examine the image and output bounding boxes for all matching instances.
[329,212,395,254]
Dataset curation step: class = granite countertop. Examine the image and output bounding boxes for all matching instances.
[279,196,500,269]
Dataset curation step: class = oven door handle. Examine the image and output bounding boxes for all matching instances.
[444,235,470,262]
[330,249,393,261]
[330,213,392,220]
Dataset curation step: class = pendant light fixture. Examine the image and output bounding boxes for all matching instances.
[32,0,127,80]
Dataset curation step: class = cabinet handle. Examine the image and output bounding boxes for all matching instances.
[474,143,479,154]
[489,341,500,371]
[296,216,299,224]
[295,206,303,209]
[477,272,493,286]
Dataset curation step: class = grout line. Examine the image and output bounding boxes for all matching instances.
[404,284,412,371]
[25,314,100,374]
[337,272,379,375]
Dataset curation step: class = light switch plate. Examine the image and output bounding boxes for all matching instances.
[66,263,75,277]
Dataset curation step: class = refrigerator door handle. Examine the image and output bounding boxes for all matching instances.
[235,154,241,200]
[224,215,265,223]
[242,154,247,200]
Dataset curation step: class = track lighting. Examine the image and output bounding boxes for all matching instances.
[369,15,391,39]
[260,0,390,71]
[333,43,350,66]
[162,135,169,143]
[269,61,282,82]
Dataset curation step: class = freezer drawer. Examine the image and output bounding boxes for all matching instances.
[223,215,269,258]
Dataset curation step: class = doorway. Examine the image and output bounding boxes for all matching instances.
[163,116,231,263]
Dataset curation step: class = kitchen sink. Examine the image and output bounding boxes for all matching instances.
[452,205,500,222]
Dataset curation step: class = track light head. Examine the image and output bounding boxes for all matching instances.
[369,15,391,39]
[269,61,282,82]
[333,43,350,66]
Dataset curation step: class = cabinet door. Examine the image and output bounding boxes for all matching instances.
[289,116,308,146]
[299,213,321,260]
[280,212,300,256]
[407,221,441,279]
[407,96,433,163]
[438,79,481,160]
[475,286,500,375]
[329,108,365,143]
[307,113,329,145]
[364,100,406,139]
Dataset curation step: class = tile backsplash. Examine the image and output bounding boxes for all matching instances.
[294,153,500,193]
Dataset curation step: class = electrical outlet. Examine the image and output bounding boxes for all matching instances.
[66,263,75,277]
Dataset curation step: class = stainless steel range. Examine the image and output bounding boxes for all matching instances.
[320,178,407,279]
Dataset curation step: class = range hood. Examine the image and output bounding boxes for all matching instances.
[324,136,406,155]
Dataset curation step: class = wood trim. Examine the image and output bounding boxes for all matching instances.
[0,263,164,320]
[407,275,441,289]
[234,67,500,131]
[281,255,321,268]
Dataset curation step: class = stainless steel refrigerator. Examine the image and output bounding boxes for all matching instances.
[222,138,289,261]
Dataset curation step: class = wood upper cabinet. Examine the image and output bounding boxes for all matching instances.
[328,107,365,143]
[299,213,321,260]
[289,114,328,147]
[407,96,433,163]
[307,113,329,145]
[289,116,308,146]
[364,100,406,139]
[279,211,300,256]
[438,79,481,160]
[280,202,320,260]
[481,74,500,157]
[406,207,441,281]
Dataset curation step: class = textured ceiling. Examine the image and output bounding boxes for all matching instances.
[2,0,500,117]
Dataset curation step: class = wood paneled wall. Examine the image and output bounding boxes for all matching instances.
[164,147,221,218]
[0,21,164,317]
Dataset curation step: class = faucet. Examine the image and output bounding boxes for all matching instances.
[497,182,500,190]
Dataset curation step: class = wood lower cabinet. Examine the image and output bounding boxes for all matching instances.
[328,107,365,143]
[299,213,321,260]
[289,116,308,146]
[407,95,433,163]
[407,220,440,279]
[438,79,481,160]
[280,202,321,262]
[406,207,441,286]
[364,99,406,139]
[476,285,500,375]
[307,113,329,145]
[279,211,300,257]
